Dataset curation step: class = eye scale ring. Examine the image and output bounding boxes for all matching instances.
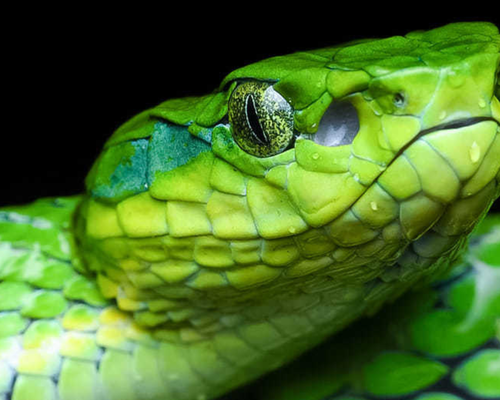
[228,81,294,158]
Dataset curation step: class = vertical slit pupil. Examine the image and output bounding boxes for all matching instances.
[246,95,269,144]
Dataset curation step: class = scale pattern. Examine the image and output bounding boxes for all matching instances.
[251,216,500,400]
[0,22,499,400]
[1,199,498,400]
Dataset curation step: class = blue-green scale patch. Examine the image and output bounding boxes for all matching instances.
[86,121,211,203]
[86,139,149,202]
[147,122,211,187]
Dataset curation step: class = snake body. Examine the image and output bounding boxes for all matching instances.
[0,22,499,400]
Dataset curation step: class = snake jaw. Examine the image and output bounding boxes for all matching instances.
[284,111,500,286]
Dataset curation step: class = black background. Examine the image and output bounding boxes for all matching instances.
[2,11,499,213]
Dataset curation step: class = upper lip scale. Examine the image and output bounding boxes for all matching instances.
[340,116,500,220]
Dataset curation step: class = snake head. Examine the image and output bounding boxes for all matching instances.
[79,23,500,337]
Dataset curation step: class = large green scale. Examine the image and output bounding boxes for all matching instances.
[0,22,499,400]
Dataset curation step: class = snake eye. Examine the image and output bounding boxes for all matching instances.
[228,81,294,157]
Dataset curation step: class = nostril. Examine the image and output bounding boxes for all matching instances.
[393,92,406,107]
[313,101,360,147]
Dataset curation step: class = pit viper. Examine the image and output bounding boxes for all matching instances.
[0,22,499,400]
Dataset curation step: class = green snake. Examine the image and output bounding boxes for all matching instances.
[1,22,500,400]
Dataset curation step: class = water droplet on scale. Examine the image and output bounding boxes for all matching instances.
[370,201,378,211]
[478,98,487,108]
[439,111,447,120]
[447,69,466,88]
[469,141,481,163]
[312,153,319,160]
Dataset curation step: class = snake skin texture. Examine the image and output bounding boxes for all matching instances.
[0,22,499,400]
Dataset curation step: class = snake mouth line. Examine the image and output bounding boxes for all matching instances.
[416,116,499,138]
[385,116,500,172]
